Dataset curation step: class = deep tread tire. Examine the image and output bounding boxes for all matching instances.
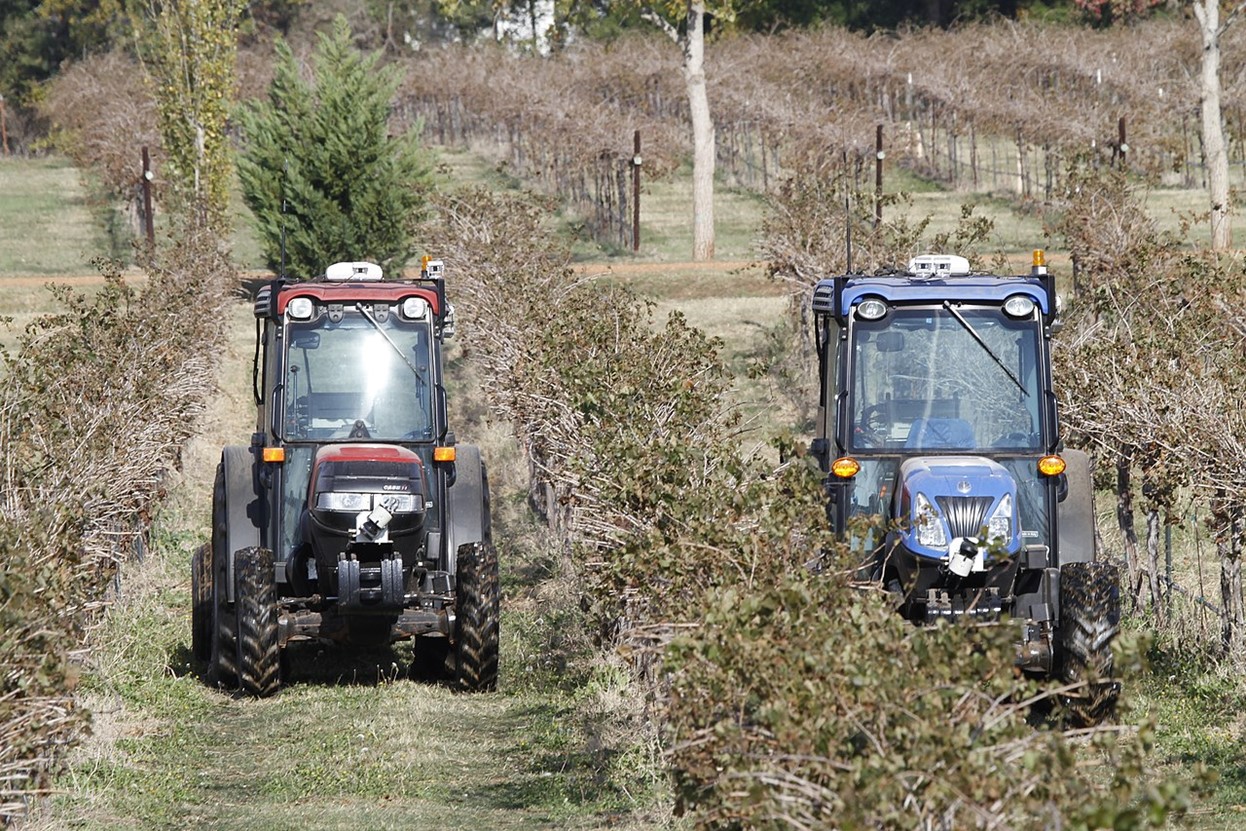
[191,543,212,663]
[1059,561,1121,727]
[454,542,500,692]
[208,463,238,688]
[234,546,281,697]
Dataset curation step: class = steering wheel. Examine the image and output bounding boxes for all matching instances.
[855,403,891,447]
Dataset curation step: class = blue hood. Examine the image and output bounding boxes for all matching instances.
[896,456,1021,562]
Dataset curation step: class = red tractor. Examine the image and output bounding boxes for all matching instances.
[192,258,498,696]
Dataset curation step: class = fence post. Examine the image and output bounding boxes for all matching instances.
[141,146,155,246]
[1166,521,1173,615]
[1114,116,1128,169]
[874,124,884,229]
[632,129,641,252]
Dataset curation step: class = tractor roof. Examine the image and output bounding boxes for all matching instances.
[812,273,1053,317]
[273,281,442,316]
[253,259,448,319]
[811,251,1057,319]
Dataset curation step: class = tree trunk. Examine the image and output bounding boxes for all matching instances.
[1194,0,1232,250]
[684,0,715,261]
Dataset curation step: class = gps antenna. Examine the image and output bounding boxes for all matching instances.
[280,159,288,280]
[844,194,853,275]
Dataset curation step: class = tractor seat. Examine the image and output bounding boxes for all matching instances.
[905,417,976,450]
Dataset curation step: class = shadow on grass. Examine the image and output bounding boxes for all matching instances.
[456,700,643,816]
[175,634,463,695]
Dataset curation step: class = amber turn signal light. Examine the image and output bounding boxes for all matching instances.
[433,446,456,462]
[830,456,861,478]
[261,447,286,463]
[1037,455,1066,476]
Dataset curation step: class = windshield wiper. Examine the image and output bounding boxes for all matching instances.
[942,301,1028,396]
[356,303,427,385]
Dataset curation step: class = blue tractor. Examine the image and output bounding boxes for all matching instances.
[810,252,1119,724]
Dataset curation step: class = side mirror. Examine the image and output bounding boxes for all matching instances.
[440,304,456,340]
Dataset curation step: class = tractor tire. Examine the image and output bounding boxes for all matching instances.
[233,546,281,697]
[208,463,238,688]
[453,541,500,692]
[191,542,212,663]
[1059,561,1121,727]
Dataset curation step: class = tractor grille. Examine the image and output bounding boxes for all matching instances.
[935,496,994,539]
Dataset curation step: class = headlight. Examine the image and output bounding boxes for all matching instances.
[857,297,888,321]
[914,492,948,548]
[288,297,315,320]
[401,296,429,320]
[1003,294,1036,318]
[377,494,420,513]
[316,492,372,512]
[987,494,1013,542]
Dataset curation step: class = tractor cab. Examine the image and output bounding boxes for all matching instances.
[810,253,1120,723]
[253,259,454,607]
[193,258,498,697]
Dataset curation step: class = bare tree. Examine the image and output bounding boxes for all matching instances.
[1192,0,1245,251]
[644,1,715,261]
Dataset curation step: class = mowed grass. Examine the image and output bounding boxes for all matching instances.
[0,156,108,275]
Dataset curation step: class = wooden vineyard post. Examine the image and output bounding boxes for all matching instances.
[141,146,155,246]
[632,129,641,252]
[874,124,884,229]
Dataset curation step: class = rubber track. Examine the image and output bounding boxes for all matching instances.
[1059,561,1121,727]
[455,542,500,692]
[234,546,281,697]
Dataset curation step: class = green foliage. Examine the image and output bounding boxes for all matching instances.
[236,16,433,279]
[133,0,245,232]
[0,0,126,112]
[0,219,232,822]
[665,551,1186,829]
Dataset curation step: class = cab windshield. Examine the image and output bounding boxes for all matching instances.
[849,305,1042,452]
[282,310,434,442]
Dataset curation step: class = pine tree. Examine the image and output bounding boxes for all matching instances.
[236,16,432,279]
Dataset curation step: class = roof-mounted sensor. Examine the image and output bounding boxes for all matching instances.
[907,254,971,278]
[325,261,384,282]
